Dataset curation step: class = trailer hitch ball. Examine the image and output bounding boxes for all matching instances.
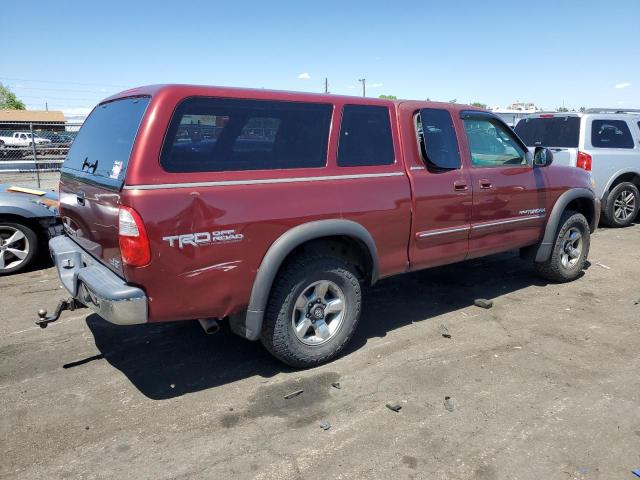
[36,298,85,328]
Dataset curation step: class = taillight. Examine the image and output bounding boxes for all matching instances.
[118,206,151,267]
[576,151,592,171]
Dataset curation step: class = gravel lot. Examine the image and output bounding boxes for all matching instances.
[1,213,639,479]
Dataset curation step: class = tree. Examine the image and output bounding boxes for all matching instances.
[448,98,457,104]
[0,83,26,110]
[471,102,487,109]
[378,94,397,100]
[579,107,586,113]
[557,106,569,112]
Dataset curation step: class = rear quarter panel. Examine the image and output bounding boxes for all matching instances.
[122,88,412,322]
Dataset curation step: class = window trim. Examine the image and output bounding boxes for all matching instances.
[460,110,531,169]
[336,103,396,167]
[159,96,334,174]
[590,119,636,149]
[414,108,462,172]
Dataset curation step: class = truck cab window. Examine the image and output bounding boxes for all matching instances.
[337,105,395,166]
[463,118,528,167]
[415,108,461,172]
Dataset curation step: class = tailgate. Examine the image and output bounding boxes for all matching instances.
[59,96,150,277]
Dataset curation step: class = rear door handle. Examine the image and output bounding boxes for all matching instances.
[76,191,85,206]
[454,181,468,191]
[479,179,493,189]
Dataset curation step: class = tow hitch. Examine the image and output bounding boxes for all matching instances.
[36,298,86,328]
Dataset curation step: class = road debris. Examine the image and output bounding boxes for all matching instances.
[386,403,402,412]
[331,382,342,389]
[595,262,611,270]
[284,389,304,400]
[319,420,331,431]
[439,324,452,339]
[474,298,493,309]
[444,396,456,412]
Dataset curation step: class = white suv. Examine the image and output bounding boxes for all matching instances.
[515,109,640,227]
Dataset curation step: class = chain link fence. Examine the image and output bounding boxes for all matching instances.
[0,121,80,188]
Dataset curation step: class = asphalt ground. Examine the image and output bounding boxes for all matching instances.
[0,177,639,478]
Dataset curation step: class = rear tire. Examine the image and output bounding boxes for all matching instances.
[535,210,590,283]
[601,182,639,228]
[261,253,362,368]
[0,220,38,276]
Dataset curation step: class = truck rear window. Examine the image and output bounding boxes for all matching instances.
[62,97,150,188]
[514,116,580,148]
[160,98,332,172]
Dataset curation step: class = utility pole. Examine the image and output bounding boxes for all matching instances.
[45,102,48,111]
[324,77,329,94]
[358,78,366,97]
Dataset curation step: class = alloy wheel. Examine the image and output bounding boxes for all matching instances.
[0,226,30,271]
[291,280,346,346]
[613,190,636,221]
[560,227,582,269]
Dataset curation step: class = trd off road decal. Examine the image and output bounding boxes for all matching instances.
[163,229,244,248]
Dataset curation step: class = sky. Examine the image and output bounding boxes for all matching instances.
[1,0,638,117]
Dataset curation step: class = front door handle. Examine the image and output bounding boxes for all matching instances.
[454,181,468,191]
[76,191,85,206]
[479,179,493,189]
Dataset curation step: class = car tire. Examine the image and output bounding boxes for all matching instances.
[261,252,362,368]
[0,220,39,276]
[535,210,590,283]
[601,182,639,228]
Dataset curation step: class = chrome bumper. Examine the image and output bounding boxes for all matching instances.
[49,235,147,325]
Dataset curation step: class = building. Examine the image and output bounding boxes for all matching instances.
[0,109,66,132]
[490,102,541,127]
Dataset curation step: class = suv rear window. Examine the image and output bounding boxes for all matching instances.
[591,120,634,149]
[62,97,150,188]
[337,105,394,166]
[161,98,332,172]
[514,116,580,148]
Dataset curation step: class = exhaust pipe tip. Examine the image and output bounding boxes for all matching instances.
[198,318,220,335]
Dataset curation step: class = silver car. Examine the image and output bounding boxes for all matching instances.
[515,109,640,227]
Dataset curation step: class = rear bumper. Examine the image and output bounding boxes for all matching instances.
[49,235,147,325]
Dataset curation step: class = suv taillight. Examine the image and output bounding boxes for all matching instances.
[577,151,592,171]
[118,206,151,267]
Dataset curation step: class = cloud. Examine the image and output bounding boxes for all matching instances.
[370,82,384,88]
[298,72,311,80]
[348,85,357,89]
[615,82,631,89]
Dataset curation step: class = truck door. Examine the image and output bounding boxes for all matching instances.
[459,111,547,258]
[403,107,472,270]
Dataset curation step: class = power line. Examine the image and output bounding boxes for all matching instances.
[0,76,127,89]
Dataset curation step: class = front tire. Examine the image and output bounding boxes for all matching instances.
[535,210,590,283]
[261,253,362,368]
[0,221,38,275]
[601,182,639,228]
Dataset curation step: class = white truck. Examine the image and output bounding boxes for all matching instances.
[0,132,52,148]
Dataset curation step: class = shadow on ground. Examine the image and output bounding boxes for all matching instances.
[82,251,552,400]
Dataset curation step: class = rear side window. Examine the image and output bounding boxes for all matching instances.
[416,108,461,171]
[62,97,150,188]
[161,98,332,172]
[591,120,634,148]
[514,116,580,148]
[337,105,394,166]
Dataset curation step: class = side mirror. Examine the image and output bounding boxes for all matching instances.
[533,146,553,167]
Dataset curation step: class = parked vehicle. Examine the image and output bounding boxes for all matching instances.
[515,109,640,227]
[0,185,61,275]
[0,132,52,147]
[40,85,599,367]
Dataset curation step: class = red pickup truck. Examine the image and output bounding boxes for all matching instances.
[40,85,599,367]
